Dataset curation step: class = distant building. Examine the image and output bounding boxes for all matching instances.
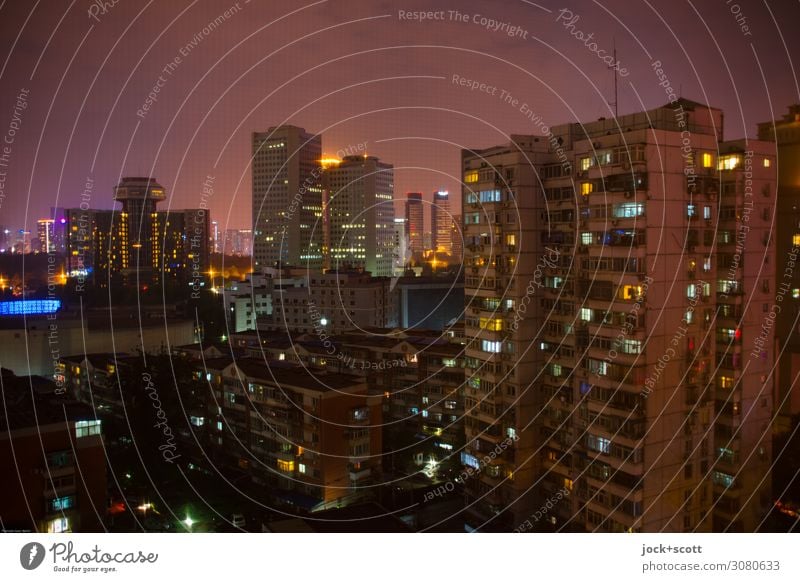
[405,193,423,255]
[262,268,398,333]
[223,228,253,256]
[252,126,323,270]
[323,155,395,277]
[112,176,167,284]
[450,214,463,263]
[37,218,55,253]
[392,217,409,276]
[431,190,452,254]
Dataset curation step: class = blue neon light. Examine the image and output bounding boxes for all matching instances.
[0,299,61,316]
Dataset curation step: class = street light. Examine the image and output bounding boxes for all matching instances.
[183,515,194,531]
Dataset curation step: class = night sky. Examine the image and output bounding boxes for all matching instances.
[0,0,797,234]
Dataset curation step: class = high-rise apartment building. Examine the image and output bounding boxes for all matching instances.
[405,192,424,256]
[757,105,800,424]
[461,99,776,532]
[323,155,395,277]
[252,126,323,271]
[393,217,408,276]
[431,190,453,254]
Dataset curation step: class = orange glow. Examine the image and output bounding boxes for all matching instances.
[319,157,341,168]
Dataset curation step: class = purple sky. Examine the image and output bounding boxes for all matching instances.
[0,0,798,233]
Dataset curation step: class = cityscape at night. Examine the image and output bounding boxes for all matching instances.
[1,0,800,578]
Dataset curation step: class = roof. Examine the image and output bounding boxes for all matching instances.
[0,370,97,432]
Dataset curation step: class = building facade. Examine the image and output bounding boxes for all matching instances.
[323,155,395,277]
[431,190,453,255]
[252,126,323,271]
[461,99,776,532]
[405,192,424,256]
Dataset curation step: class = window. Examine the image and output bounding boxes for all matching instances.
[703,257,712,272]
[464,170,479,183]
[481,340,502,353]
[47,517,70,533]
[580,182,593,196]
[298,463,307,474]
[49,496,75,512]
[581,232,593,245]
[75,420,101,438]
[687,204,697,218]
[713,471,735,487]
[587,434,611,454]
[277,459,294,472]
[703,206,711,220]
[701,152,713,168]
[580,308,593,322]
[479,189,501,203]
[686,284,697,299]
[442,358,457,367]
[763,158,771,168]
[461,452,480,469]
[580,157,592,171]
[505,234,516,246]
[480,318,503,331]
[506,427,517,440]
[613,203,644,218]
[717,155,741,170]
[793,234,800,246]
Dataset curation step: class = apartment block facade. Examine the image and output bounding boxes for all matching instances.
[461,99,776,532]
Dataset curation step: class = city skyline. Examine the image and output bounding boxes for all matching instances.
[1,1,798,234]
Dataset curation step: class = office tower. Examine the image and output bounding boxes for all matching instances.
[393,217,408,276]
[323,155,395,277]
[252,126,323,271]
[406,192,423,255]
[461,99,776,532]
[757,105,800,425]
[37,218,55,253]
[112,177,166,283]
[431,190,453,254]
[50,209,67,254]
[450,214,463,264]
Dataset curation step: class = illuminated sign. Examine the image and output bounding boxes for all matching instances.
[0,299,62,316]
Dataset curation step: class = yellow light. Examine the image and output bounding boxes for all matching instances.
[319,157,341,168]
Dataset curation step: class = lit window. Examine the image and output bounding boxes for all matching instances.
[481,340,502,353]
[75,420,101,438]
[701,152,713,168]
[580,182,593,196]
[793,289,800,299]
[580,157,592,171]
[277,459,294,472]
[505,234,516,246]
[763,158,771,168]
[47,517,70,533]
[793,234,800,246]
[581,232,593,245]
[703,206,711,220]
[719,376,735,389]
[580,308,592,322]
[49,496,75,511]
[620,285,643,300]
[506,427,517,440]
[686,284,697,299]
[586,434,611,454]
[564,478,574,491]
[216,421,223,431]
[703,257,712,272]
[687,204,697,217]
[298,463,306,474]
[717,155,741,170]
[464,170,479,184]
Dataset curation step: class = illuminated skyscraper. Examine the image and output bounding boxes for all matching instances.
[252,126,323,271]
[37,218,55,253]
[322,155,395,277]
[112,177,166,284]
[405,192,423,255]
[431,190,452,254]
